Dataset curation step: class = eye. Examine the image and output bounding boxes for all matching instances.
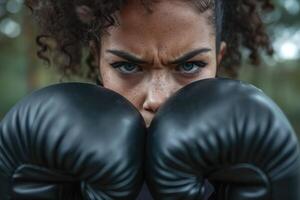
[110,62,142,74]
[176,62,207,74]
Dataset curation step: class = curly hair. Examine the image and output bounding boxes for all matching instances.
[25,0,274,82]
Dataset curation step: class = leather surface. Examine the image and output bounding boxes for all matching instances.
[146,78,300,200]
[0,83,146,200]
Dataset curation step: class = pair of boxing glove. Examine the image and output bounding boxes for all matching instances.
[0,78,299,199]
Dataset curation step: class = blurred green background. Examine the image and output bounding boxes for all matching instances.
[0,0,299,137]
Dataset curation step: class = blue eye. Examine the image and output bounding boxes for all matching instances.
[111,62,141,74]
[177,62,207,74]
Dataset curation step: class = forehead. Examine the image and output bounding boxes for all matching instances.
[102,0,215,53]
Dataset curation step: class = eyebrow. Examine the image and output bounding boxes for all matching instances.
[169,48,212,64]
[106,48,212,65]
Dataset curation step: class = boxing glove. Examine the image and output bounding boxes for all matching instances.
[0,83,146,200]
[146,78,300,200]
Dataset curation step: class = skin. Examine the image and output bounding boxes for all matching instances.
[92,0,226,127]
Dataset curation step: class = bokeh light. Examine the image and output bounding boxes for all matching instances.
[6,0,23,14]
[0,17,21,38]
[273,28,300,61]
[0,0,24,38]
[280,0,300,15]
[279,41,299,60]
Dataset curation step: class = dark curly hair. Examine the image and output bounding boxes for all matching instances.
[25,0,274,82]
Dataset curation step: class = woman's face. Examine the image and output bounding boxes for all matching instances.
[97,0,225,127]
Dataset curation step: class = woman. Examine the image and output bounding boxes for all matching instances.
[25,0,275,199]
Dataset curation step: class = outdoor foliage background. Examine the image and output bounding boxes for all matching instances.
[0,0,299,137]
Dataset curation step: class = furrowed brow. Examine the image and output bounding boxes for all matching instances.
[106,50,147,64]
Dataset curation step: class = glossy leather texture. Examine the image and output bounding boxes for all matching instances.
[146,78,300,200]
[0,83,146,200]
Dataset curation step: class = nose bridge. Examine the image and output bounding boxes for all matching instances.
[148,70,171,98]
[142,70,174,113]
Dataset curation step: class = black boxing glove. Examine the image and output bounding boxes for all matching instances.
[0,83,146,200]
[146,78,300,200]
